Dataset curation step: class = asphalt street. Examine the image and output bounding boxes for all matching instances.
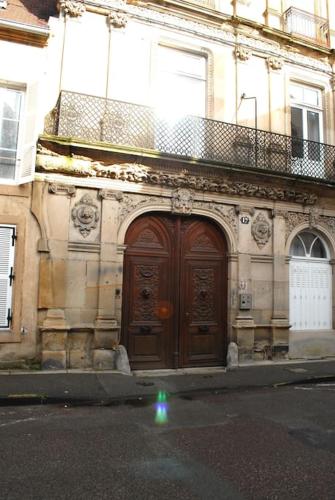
[1,383,335,499]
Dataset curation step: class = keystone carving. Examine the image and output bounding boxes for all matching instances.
[71,194,100,238]
[235,45,251,61]
[58,0,86,16]
[108,11,128,28]
[283,209,335,240]
[171,188,193,215]
[251,213,272,248]
[267,57,283,71]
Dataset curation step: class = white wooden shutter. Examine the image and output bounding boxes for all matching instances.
[290,258,332,330]
[0,226,15,329]
[16,82,39,184]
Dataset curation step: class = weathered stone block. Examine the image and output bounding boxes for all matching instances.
[93,349,116,370]
[69,350,93,369]
[94,330,119,349]
[42,331,67,351]
[42,350,67,370]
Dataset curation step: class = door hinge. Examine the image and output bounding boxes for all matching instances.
[9,267,15,286]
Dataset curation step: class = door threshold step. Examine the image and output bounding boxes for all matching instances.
[133,366,227,377]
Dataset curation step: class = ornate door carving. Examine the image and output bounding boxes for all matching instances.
[122,214,227,369]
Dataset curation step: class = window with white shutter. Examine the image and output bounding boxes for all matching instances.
[0,226,15,329]
[0,82,39,185]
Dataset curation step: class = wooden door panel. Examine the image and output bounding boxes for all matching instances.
[123,254,173,369]
[181,259,225,366]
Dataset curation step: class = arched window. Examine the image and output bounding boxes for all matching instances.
[289,231,332,331]
[290,232,327,259]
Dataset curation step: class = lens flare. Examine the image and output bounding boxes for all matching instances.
[155,390,169,424]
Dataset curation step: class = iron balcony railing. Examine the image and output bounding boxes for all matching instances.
[45,91,335,182]
[282,7,329,47]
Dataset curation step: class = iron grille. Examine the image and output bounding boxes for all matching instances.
[45,91,335,182]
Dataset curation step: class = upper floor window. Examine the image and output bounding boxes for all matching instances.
[0,83,38,185]
[154,46,207,120]
[0,88,23,180]
[290,83,323,163]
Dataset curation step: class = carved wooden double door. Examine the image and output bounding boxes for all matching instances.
[122,213,227,369]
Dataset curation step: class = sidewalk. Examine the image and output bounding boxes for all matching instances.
[1,359,335,405]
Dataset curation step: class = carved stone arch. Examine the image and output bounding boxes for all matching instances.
[286,223,335,260]
[117,202,237,254]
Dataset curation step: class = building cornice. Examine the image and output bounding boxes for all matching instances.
[0,18,50,46]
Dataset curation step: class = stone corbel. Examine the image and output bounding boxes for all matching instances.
[107,11,128,28]
[99,189,124,201]
[235,45,251,62]
[58,0,86,17]
[267,56,283,71]
[49,183,76,197]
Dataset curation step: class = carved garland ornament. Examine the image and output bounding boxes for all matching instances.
[71,194,100,238]
[251,213,272,248]
[58,0,86,16]
[36,151,318,206]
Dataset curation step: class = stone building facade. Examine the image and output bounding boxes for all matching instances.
[2,0,335,369]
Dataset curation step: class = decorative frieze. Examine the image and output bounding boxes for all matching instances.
[37,152,318,206]
[71,194,100,238]
[58,0,86,17]
[49,183,76,197]
[235,45,251,61]
[251,213,272,248]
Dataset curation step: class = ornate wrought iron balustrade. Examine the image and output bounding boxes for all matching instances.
[282,7,329,47]
[45,91,335,182]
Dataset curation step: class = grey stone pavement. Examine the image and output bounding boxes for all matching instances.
[1,359,335,405]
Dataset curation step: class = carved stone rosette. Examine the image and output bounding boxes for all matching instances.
[252,213,272,248]
[71,194,100,238]
[171,188,194,215]
[108,11,128,28]
[235,45,251,61]
[58,0,86,17]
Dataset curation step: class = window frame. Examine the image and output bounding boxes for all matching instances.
[0,86,25,184]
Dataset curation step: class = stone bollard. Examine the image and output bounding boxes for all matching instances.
[227,342,239,369]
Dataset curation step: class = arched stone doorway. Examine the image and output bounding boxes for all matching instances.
[289,231,332,331]
[121,212,228,370]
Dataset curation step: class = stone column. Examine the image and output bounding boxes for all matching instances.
[232,207,255,362]
[41,309,70,370]
[93,190,120,369]
[271,211,290,355]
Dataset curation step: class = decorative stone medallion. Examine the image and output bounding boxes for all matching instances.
[251,213,271,248]
[171,188,194,215]
[71,194,100,238]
